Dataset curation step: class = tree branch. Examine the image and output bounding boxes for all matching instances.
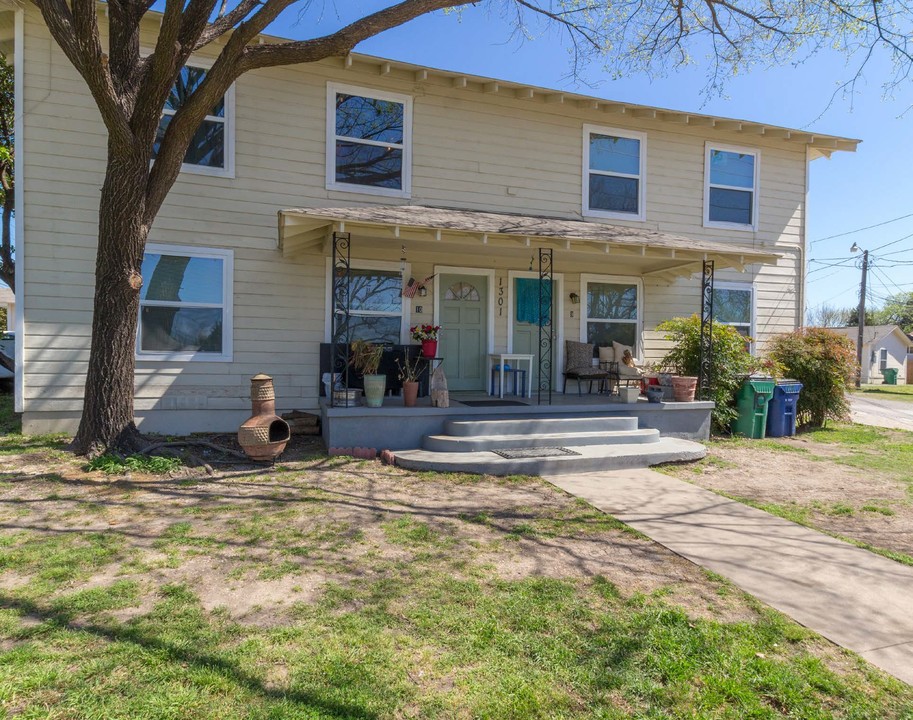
[237,0,477,71]
[194,0,263,50]
[33,0,133,152]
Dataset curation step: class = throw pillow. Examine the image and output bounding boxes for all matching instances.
[565,340,594,371]
[612,340,636,364]
[597,346,615,363]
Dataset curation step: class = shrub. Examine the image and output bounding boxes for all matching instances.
[84,453,183,475]
[767,327,855,428]
[657,315,753,432]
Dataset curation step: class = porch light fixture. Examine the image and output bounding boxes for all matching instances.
[569,292,580,305]
[418,286,427,297]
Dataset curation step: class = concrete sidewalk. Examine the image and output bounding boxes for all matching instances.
[546,468,913,685]
[850,394,913,432]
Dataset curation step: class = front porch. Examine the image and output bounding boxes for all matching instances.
[321,392,713,451]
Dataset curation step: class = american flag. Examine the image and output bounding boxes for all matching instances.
[402,275,433,298]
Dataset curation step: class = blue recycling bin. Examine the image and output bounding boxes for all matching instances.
[766,381,803,438]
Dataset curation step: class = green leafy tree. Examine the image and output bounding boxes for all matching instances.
[873,291,913,334]
[0,53,12,291]
[657,315,753,432]
[30,0,913,454]
[767,328,856,428]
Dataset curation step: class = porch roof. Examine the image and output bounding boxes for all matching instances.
[279,205,781,279]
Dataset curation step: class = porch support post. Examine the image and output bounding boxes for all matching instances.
[538,248,554,405]
[698,259,715,401]
[330,232,352,407]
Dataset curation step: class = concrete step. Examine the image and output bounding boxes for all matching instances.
[423,428,660,452]
[394,438,706,476]
[444,415,638,437]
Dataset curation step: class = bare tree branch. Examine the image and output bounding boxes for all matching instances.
[32,0,134,151]
[237,0,477,71]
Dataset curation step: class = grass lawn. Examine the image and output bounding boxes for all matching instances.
[855,384,913,403]
[660,423,913,567]
[1,395,913,717]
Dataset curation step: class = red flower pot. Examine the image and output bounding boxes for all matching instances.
[421,340,438,358]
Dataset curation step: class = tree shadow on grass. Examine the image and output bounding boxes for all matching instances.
[0,590,382,719]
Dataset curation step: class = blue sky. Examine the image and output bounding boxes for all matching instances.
[267,2,913,318]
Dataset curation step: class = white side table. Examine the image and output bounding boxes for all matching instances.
[488,353,535,398]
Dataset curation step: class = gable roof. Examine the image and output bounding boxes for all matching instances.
[827,325,910,346]
[326,52,860,159]
[138,7,860,159]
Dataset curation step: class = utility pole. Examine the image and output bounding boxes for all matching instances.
[854,248,869,389]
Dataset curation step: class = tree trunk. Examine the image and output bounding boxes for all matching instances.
[71,150,150,456]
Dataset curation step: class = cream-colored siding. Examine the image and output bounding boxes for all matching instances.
[19,7,816,433]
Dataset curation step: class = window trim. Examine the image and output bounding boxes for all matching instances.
[579,273,643,358]
[136,243,234,363]
[703,142,760,232]
[153,55,236,179]
[713,281,755,348]
[879,347,888,372]
[326,82,413,198]
[582,124,647,222]
[323,258,412,344]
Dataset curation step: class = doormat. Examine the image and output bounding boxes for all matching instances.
[459,400,529,407]
[491,447,581,459]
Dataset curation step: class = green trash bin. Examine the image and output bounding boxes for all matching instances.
[883,368,898,385]
[731,377,776,439]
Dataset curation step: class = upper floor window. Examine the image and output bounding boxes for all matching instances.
[154,64,235,178]
[137,244,234,362]
[327,83,412,198]
[583,125,646,221]
[704,145,759,230]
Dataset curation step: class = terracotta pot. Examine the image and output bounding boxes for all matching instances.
[362,374,387,408]
[402,380,419,407]
[421,339,438,358]
[671,375,698,402]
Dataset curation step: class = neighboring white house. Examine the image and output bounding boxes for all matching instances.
[829,325,912,385]
[4,6,860,435]
[0,284,12,333]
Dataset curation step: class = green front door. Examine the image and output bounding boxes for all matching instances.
[439,273,488,392]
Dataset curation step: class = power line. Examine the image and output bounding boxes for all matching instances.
[870,231,913,253]
[810,213,913,246]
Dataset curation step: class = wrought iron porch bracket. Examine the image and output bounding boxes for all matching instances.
[698,260,715,401]
[330,232,352,407]
[538,248,554,405]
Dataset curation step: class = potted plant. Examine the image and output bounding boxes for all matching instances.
[396,354,423,407]
[411,324,442,358]
[351,340,385,408]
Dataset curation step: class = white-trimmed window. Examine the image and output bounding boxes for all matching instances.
[137,244,233,361]
[580,274,642,355]
[879,348,888,371]
[704,144,759,230]
[583,125,646,220]
[327,83,412,197]
[154,63,235,177]
[713,282,754,341]
[325,260,410,345]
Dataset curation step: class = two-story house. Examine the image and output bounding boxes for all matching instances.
[4,6,858,441]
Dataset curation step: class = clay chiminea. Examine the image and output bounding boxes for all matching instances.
[238,374,291,461]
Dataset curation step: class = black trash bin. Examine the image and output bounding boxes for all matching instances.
[766,381,803,438]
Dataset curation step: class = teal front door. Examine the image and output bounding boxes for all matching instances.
[439,273,488,392]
